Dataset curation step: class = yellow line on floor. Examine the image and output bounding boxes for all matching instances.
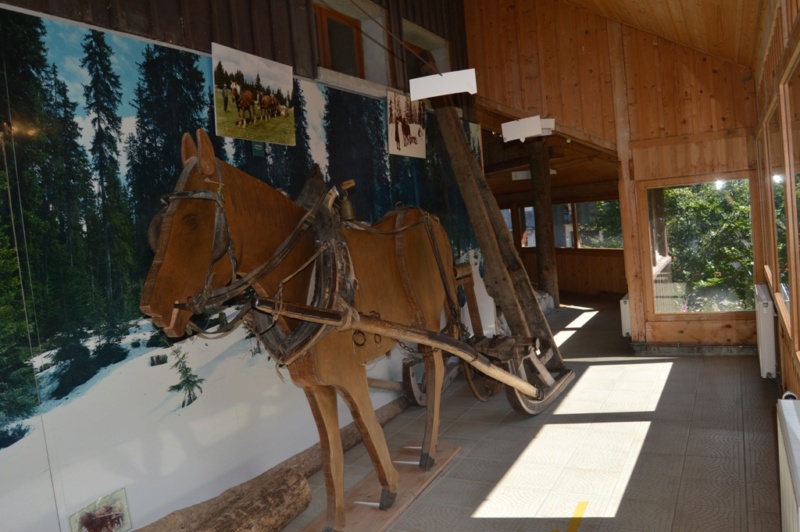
[550,501,589,532]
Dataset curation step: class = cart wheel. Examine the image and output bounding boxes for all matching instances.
[460,359,502,401]
[504,357,551,415]
[402,358,427,406]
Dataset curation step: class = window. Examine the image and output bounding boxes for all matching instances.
[767,107,790,308]
[577,201,623,249]
[314,5,365,78]
[401,19,450,84]
[647,179,754,313]
[521,206,536,247]
[553,204,574,248]
[510,202,622,250]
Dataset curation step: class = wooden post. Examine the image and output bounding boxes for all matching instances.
[529,138,560,307]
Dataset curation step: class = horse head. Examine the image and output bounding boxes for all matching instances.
[140,129,236,337]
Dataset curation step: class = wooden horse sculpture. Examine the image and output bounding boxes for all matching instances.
[140,129,458,531]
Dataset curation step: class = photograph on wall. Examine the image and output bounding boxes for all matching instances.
[388,91,426,158]
[68,488,132,532]
[212,43,295,145]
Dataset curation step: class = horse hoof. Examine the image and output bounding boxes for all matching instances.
[419,453,435,470]
[379,489,396,510]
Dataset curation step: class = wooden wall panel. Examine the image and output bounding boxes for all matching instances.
[516,1,542,116]
[464,0,617,145]
[630,132,755,180]
[499,0,523,109]
[645,318,757,345]
[521,249,627,297]
[621,27,757,143]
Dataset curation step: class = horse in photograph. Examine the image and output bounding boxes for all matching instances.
[233,87,254,128]
[140,129,457,531]
[256,91,279,121]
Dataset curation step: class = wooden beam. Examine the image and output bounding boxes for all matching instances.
[530,139,560,306]
[608,19,645,342]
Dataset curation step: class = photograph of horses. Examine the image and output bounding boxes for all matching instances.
[388,91,426,158]
[212,43,295,145]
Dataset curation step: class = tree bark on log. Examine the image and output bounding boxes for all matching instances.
[418,53,564,370]
[530,139,560,307]
[139,467,311,532]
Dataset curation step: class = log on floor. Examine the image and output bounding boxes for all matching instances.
[139,467,311,532]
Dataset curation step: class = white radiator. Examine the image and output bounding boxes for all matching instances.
[620,294,631,338]
[755,284,776,379]
[779,400,800,532]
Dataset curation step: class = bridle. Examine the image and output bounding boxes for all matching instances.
[151,157,238,316]
[151,156,358,364]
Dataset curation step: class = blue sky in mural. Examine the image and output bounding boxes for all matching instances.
[42,18,214,173]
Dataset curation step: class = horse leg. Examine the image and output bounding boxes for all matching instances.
[336,371,399,509]
[303,385,347,532]
[419,346,444,470]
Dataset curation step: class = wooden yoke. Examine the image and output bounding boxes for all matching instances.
[419,52,565,372]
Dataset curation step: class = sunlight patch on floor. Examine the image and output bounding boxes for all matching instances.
[472,360,672,519]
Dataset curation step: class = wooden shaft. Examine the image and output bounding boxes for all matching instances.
[253,299,543,399]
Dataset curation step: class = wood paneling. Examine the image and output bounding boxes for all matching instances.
[560,0,764,69]
[521,248,627,297]
[622,27,758,142]
[645,318,757,345]
[630,130,755,181]
[465,0,617,145]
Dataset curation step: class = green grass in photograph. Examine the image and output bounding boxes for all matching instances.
[214,90,296,145]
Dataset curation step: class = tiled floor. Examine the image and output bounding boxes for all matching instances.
[285,297,782,531]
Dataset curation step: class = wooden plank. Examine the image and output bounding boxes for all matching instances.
[269,0,293,66]
[712,56,735,132]
[621,24,640,142]
[578,8,602,139]
[210,0,233,48]
[537,0,561,119]
[229,0,253,53]
[556,2,581,129]
[516,0,542,115]
[659,39,679,138]
[608,18,644,341]
[289,0,316,78]
[732,63,757,129]
[499,0,523,109]
[645,319,757,345]
[181,0,211,51]
[633,28,660,139]
[303,444,459,532]
[250,1,274,60]
[692,50,714,133]
[595,17,616,143]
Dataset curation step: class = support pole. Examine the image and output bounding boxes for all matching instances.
[530,139,560,307]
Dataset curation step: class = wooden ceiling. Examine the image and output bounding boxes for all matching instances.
[562,0,765,69]
[480,0,766,205]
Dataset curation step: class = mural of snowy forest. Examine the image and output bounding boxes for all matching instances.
[0,6,483,530]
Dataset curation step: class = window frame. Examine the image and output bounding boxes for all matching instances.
[314,3,365,80]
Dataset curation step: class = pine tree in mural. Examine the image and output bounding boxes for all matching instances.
[324,89,389,221]
[0,11,49,339]
[288,79,316,199]
[167,345,205,408]
[40,64,96,331]
[126,44,208,279]
[81,30,136,326]
[0,227,37,448]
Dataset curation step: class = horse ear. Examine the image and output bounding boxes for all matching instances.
[196,129,217,176]
[181,133,197,166]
